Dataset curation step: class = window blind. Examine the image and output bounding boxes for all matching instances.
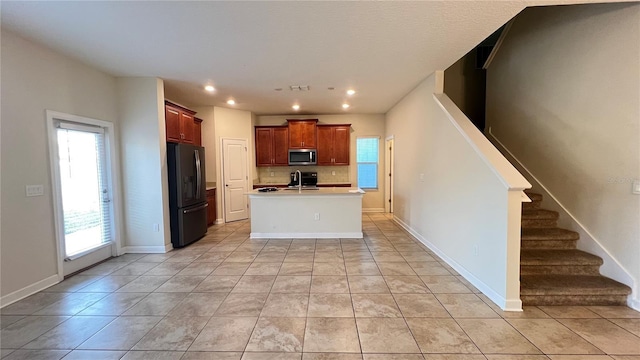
[356,137,379,189]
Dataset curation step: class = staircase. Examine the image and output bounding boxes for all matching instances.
[520,192,631,305]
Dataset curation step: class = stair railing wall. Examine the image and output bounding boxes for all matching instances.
[434,93,531,310]
[489,129,638,310]
[385,70,531,312]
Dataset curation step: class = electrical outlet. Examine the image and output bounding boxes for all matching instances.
[314,213,320,221]
[473,244,479,256]
[26,185,44,197]
[633,180,640,194]
[270,172,275,177]
[153,223,160,232]
[332,171,336,176]
[419,174,425,182]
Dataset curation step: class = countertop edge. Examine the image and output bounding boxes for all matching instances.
[248,187,364,196]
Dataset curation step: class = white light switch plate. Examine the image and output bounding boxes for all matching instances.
[633,180,640,194]
[26,185,44,197]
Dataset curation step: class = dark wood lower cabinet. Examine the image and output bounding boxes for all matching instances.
[206,189,216,226]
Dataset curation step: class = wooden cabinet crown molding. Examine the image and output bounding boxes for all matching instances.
[164,100,197,115]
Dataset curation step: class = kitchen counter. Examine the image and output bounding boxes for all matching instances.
[250,187,363,196]
[248,187,364,239]
[253,183,351,189]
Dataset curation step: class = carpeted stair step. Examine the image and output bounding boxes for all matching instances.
[520,275,631,306]
[523,192,542,210]
[521,209,559,228]
[521,228,579,249]
[520,249,603,275]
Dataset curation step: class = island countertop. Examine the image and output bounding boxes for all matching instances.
[249,187,364,196]
[249,187,363,239]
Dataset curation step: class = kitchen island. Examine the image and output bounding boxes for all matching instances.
[248,187,364,239]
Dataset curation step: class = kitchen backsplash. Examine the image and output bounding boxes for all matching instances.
[257,166,350,184]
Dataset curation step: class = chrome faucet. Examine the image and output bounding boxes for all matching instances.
[295,169,302,191]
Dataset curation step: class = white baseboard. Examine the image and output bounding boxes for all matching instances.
[489,129,637,306]
[1,274,59,308]
[628,298,640,311]
[215,218,224,224]
[363,208,385,213]
[123,243,173,253]
[251,232,363,239]
[393,216,522,311]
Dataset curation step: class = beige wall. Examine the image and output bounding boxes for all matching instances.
[256,114,386,210]
[191,106,216,183]
[0,30,119,298]
[117,78,171,251]
[486,3,640,305]
[386,73,529,309]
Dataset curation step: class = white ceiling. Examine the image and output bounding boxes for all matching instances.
[0,1,621,115]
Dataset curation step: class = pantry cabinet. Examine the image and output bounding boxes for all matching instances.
[287,119,317,149]
[317,124,350,165]
[255,126,289,166]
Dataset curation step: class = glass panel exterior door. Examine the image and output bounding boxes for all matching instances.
[56,125,111,258]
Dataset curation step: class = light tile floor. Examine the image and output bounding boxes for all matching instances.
[2,214,639,360]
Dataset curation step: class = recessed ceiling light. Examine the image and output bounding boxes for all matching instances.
[204,85,215,92]
[346,89,356,96]
[292,104,300,111]
[274,88,283,91]
[227,99,236,105]
[342,103,350,109]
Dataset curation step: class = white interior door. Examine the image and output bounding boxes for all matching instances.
[385,138,394,213]
[222,138,249,222]
[47,111,117,277]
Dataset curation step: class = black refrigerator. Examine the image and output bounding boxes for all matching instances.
[167,143,207,248]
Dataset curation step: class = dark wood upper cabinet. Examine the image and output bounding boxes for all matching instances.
[164,100,199,145]
[316,126,333,165]
[165,106,182,143]
[255,120,348,167]
[255,126,289,166]
[317,124,351,165]
[272,127,289,165]
[287,119,317,149]
[332,126,350,165]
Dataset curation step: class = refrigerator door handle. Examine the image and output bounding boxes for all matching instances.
[195,149,201,200]
[183,202,208,214]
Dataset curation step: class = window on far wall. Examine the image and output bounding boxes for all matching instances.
[356,137,379,189]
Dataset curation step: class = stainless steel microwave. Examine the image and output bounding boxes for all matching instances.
[288,149,317,165]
